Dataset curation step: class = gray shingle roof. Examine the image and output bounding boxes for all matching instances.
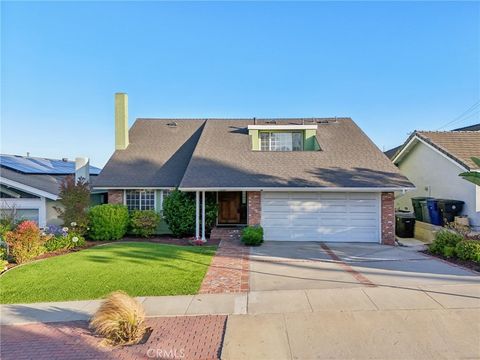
[179,118,412,189]
[415,131,480,170]
[93,119,206,188]
[95,118,413,189]
[0,167,66,198]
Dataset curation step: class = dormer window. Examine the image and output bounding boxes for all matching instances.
[248,124,320,152]
[260,131,303,151]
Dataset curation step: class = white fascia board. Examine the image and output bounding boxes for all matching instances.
[0,176,58,200]
[179,187,416,192]
[247,125,318,130]
[92,186,174,190]
[393,135,468,171]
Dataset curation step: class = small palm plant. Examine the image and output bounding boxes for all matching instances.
[90,291,146,346]
[459,157,480,186]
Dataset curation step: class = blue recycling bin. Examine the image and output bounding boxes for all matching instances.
[426,199,442,226]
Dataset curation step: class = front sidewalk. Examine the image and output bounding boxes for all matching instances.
[2,283,478,325]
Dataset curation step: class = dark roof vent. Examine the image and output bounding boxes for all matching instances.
[166,121,177,127]
[265,120,277,124]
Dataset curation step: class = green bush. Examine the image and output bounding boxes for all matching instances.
[443,246,455,258]
[162,190,218,238]
[88,204,129,241]
[129,210,160,238]
[0,246,7,261]
[455,240,480,263]
[241,226,264,246]
[429,230,464,255]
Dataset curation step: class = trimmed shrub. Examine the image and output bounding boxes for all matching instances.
[455,240,480,263]
[129,210,160,238]
[429,230,463,255]
[4,221,46,264]
[242,225,264,246]
[89,204,129,241]
[162,190,218,238]
[90,291,146,345]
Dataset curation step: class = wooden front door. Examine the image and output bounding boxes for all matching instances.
[218,192,241,224]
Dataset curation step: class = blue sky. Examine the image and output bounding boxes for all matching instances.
[1,1,479,167]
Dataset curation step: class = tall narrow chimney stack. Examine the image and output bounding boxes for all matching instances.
[75,157,90,184]
[115,93,129,150]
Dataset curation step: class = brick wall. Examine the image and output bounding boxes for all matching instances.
[247,191,261,226]
[108,190,124,204]
[381,192,395,245]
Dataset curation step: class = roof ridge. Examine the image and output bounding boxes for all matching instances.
[177,120,208,188]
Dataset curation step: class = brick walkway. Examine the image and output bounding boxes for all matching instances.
[0,315,227,360]
[199,228,250,294]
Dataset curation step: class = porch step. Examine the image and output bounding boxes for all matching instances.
[210,227,242,242]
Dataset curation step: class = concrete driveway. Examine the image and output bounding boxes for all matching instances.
[249,241,480,291]
[222,242,480,359]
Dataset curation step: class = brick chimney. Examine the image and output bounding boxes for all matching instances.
[115,93,129,150]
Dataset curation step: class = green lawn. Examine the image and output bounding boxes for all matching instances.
[0,242,216,304]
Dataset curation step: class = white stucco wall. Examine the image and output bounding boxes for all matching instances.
[395,141,479,229]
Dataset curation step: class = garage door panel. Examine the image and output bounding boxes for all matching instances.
[261,192,380,242]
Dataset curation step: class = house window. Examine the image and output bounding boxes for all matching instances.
[125,190,155,211]
[260,132,303,151]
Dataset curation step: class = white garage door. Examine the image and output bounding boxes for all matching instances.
[261,192,380,242]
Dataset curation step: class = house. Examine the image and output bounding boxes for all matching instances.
[390,125,480,229]
[93,93,414,244]
[0,155,103,227]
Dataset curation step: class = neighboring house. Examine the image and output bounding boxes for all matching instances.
[93,93,413,244]
[0,155,103,227]
[390,126,480,229]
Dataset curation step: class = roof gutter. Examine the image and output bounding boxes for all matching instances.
[178,186,416,192]
[0,176,59,200]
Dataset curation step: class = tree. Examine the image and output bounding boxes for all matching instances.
[459,157,480,186]
[54,175,90,233]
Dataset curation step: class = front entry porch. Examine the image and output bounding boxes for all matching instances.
[193,191,249,241]
[217,191,247,226]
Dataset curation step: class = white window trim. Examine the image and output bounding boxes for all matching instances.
[0,197,47,228]
[260,131,303,151]
[124,189,156,211]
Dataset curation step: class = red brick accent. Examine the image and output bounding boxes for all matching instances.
[107,190,123,204]
[381,192,395,245]
[200,228,250,293]
[247,191,261,226]
[0,316,227,360]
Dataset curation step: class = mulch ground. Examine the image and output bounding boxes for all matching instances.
[0,315,227,360]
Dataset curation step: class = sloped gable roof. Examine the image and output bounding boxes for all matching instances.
[94,118,413,189]
[393,130,480,170]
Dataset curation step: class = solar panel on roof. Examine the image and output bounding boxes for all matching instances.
[0,155,101,175]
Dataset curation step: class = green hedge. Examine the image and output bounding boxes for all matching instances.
[129,210,160,238]
[88,204,129,241]
[241,225,264,246]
